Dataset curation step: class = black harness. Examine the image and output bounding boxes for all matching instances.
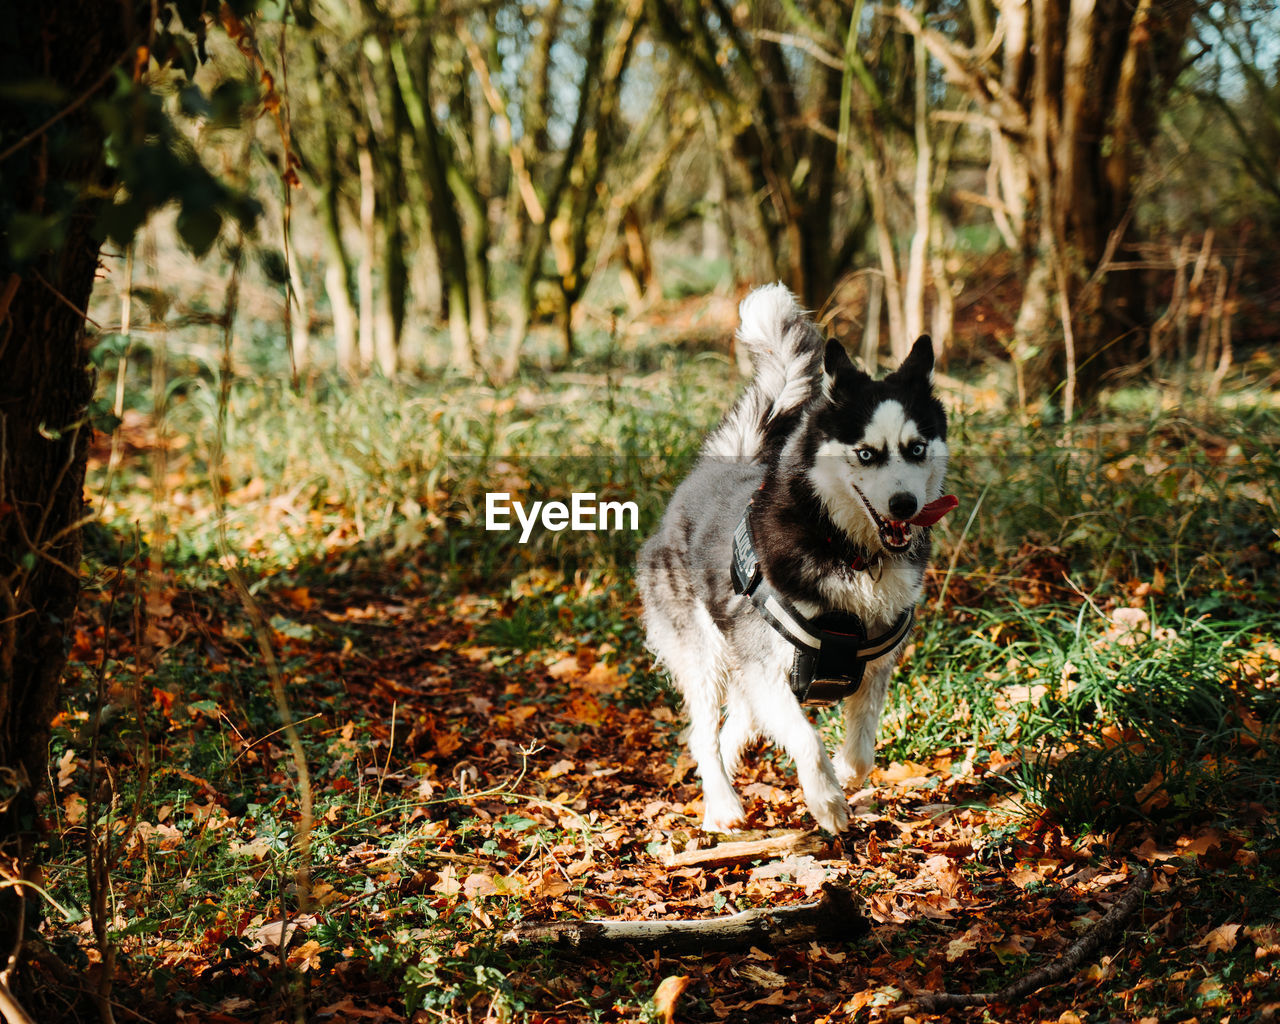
[730,506,914,706]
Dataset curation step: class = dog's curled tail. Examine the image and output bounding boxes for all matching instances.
[705,284,823,459]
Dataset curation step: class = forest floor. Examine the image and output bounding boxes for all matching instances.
[25,326,1280,1023]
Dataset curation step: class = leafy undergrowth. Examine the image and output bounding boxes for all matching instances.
[25,360,1280,1022]
[36,561,1280,1023]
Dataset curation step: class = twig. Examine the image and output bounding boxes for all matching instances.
[912,866,1154,1012]
[934,482,989,610]
[662,831,825,869]
[372,701,396,809]
[225,714,324,771]
[208,233,315,916]
[0,47,132,165]
[30,270,102,332]
[84,568,130,1024]
[754,28,843,70]
[0,978,37,1024]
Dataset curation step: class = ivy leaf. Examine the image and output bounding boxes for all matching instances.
[176,204,222,256]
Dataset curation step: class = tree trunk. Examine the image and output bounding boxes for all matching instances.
[325,259,358,375]
[1,0,133,998]
[379,65,409,377]
[304,40,359,375]
[356,139,377,372]
[390,33,477,375]
[903,25,932,346]
[1015,0,1194,400]
[499,0,611,379]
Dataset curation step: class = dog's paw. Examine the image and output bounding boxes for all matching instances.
[806,787,850,835]
[701,801,747,834]
[833,746,874,791]
[833,757,871,791]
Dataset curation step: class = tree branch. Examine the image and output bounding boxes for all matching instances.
[912,866,1154,1013]
[662,831,827,869]
[502,882,868,954]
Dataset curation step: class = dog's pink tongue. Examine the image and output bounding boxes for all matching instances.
[909,494,959,527]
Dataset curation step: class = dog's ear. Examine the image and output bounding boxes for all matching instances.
[822,339,870,396]
[892,335,935,382]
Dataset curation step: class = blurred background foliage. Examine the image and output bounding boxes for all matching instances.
[56,0,1280,408]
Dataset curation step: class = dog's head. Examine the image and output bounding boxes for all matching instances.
[807,337,951,555]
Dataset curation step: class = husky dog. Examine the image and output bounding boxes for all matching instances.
[637,284,955,834]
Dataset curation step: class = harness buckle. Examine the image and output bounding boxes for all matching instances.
[788,613,872,704]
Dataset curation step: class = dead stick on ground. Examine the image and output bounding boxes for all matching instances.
[501,882,867,954]
[912,866,1155,1013]
[662,831,826,869]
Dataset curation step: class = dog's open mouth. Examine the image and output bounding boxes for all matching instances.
[854,489,914,552]
[854,489,960,553]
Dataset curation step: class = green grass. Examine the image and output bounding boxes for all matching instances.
[880,603,1280,834]
[98,361,715,581]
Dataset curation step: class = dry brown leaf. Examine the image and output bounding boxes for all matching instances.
[546,656,580,681]
[873,760,932,785]
[287,938,323,971]
[57,748,77,788]
[581,660,623,693]
[652,974,692,1024]
[1197,922,1242,953]
[1177,829,1227,858]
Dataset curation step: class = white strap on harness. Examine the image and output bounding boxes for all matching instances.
[730,505,914,704]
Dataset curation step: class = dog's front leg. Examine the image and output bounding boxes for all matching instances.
[742,673,849,834]
[833,656,896,790]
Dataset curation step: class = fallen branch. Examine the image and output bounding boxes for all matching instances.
[662,831,826,869]
[501,882,868,954]
[912,866,1154,1012]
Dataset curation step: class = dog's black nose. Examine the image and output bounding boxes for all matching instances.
[888,492,918,521]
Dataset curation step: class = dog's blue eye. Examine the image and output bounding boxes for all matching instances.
[857,449,875,463]
[907,442,926,459]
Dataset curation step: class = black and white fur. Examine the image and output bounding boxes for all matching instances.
[637,284,949,833]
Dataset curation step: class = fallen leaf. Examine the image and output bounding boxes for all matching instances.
[287,938,323,971]
[652,975,691,1024]
[57,749,77,788]
[580,660,623,693]
[1246,925,1280,959]
[249,914,318,949]
[945,935,978,961]
[432,865,462,897]
[873,760,932,785]
[993,932,1036,958]
[541,758,576,780]
[464,872,497,899]
[1197,922,1241,954]
[63,794,86,826]
[546,656,580,680]
[279,587,313,611]
[315,997,405,1020]
[1177,830,1225,858]
[924,854,965,899]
